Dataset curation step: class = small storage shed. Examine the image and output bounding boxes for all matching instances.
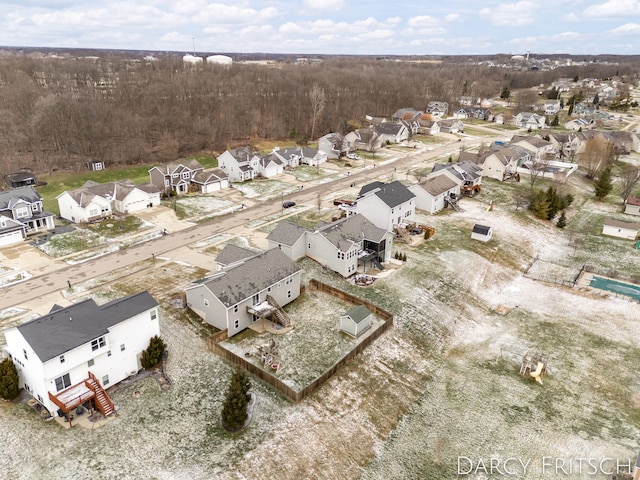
[340,305,371,338]
[87,160,106,171]
[602,218,640,240]
[624,195,640,216]
[471,224,492,242]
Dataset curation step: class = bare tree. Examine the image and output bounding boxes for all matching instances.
[527,154,550,188]
[619,164,640,202]
[580,137,615,179]
[309,83,326,141]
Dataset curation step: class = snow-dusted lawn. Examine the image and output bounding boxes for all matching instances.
[221,289,385,390]
[175,195,237,221]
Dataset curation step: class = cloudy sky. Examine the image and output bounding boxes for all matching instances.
[1,0,639,55]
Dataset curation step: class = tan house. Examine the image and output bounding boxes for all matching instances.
[602,218,640,240]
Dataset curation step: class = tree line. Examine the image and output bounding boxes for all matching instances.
[0,53,635,179]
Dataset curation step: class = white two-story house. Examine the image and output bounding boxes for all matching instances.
[266,214,393,277]
[185,248,302,337]
[354,181,416,231]
[217,147,260,182]
[4,291,160,422]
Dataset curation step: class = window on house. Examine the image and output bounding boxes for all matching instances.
[234,305,238,313]
[204,299,209,307]
[91,336,106,351]
[107,351,112,357]
[151,309,158,321]
[37,394,43,402]
[234,319,239,329]
[287,290,292,298]
[120,344,125,352]
[59,355,65,364]
[165,179,170,187]
[267,286,271,292]
[23,349,28,360]
[253,293,259,305]
[102,375,110,386]
[55,373,71,392]
[88,359,95,367]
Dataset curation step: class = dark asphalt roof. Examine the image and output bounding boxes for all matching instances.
[16,291,158,362]
[358,181,415,208]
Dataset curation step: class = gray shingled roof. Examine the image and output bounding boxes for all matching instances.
[16,291,158,362]
[192,168,227,184]
[419,175,458,196]
[202,249,301,307]
[215,244,259,266]
[0,186,43,211]
[604,218,640,230]
[343,305,371,324]
[358,180,415,208]
[317,214,388,251]
[266,221,310,246]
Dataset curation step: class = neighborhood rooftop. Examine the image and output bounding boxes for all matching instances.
[199,248,302,307]
[266,222,310,246]
[16,291,158,363]
[316,214,388,250]
[358,180,415,208]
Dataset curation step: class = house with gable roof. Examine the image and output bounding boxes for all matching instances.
[340,305,371,338]
[148,159,204,195]
[481,146,530,181]
[4,291,159,422]
[509,135,555,159]
[318,132,345,159]
[625,196,640,216]
[273,146,327,167]
[344,128,384,152]
[374,122,410,144]
[0,187,56,247]
[426,101,449,118]
[355,181,416,231]
[408,175,460,214]
[428,161,483,196]
[191,168,229,193]
[256,152,285,178]
[266,213,393,277]
[514,112,546,130]
[217,147,260,182]
[185,248,302,336]
[57,180,162,223]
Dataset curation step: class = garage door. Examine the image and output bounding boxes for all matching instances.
[0,230,24,247]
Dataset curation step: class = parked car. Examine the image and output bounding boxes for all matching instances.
[282,201,296,208]
[346,153,359,160]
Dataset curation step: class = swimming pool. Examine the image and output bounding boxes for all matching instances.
[589,276,640,301]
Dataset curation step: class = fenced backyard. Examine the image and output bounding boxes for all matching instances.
[207,279,394,402]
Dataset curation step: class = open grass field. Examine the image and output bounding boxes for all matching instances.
[1,147,640,479]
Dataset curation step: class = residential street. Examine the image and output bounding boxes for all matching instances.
[0,137,491,312]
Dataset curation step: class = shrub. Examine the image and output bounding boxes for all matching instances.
[0,358,19,400]
[140,335,166,369]
[556,211,567,228]
[221,367,251,431]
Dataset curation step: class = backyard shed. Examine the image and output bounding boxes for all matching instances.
[471,224,493,242]
[624,196,640,216]
[340,305,371,337]
[602,218,640,240]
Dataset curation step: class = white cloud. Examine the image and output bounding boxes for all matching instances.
[358,29,395,40]
[195,4,278,25]
[609,22,640,34]
[563,12,580,22]
[479,1,538,26]
[303,0,345,10]
[407,15,439,28]
[444,13,460,22]
[583,0,640,17]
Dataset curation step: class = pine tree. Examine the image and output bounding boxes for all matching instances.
[594,167,613,200]
[141,335,166,369]
[500,85,510,100]
[221,367,251,431]
[0,358,19,400]
[529,189,550,220]
[556,211,567,228]
[550,114,559,127]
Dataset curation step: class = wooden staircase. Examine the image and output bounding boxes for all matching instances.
[395,225,412,243]
[266,295,291,327]
[86,372,115,417]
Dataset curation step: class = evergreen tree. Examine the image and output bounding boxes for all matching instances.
[550,114,559,127]
[568,104,574,116]
[0,358,19,400]
[594,167,613,200]
[221,367,251,431]
[529,189,550,220]
[556,211,567,228]
[500,85,510,100]
[141,335,166,369]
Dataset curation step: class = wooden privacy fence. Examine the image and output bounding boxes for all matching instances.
[207,279,394,403]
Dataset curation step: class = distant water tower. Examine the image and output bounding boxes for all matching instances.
[206,55,233,66]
